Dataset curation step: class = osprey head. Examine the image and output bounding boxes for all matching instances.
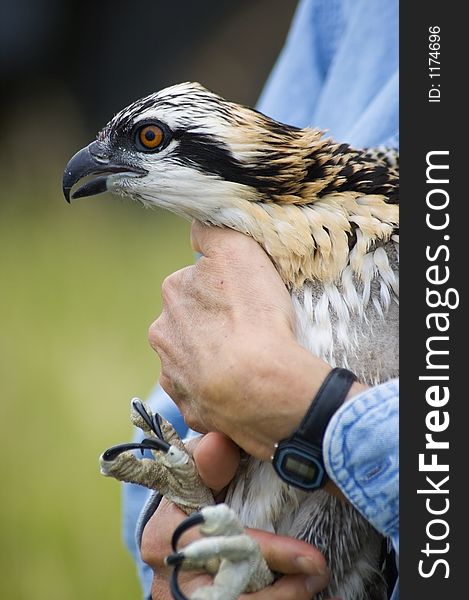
[62,82,310,223]
[63,82,399,287]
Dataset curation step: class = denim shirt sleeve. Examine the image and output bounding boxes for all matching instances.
[323,379,400,558]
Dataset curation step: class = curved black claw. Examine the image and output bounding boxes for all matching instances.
[170,563,189,600]
[165,551,186,567]
[101,437,170,461]
[131,397,165,440]
[171,512,205,552]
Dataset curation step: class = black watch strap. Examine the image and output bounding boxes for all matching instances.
[295,367,358,446]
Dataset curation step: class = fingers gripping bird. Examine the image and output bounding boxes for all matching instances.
[63,82,399,600]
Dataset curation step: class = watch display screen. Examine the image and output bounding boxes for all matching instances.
[273,442,325,490]
[283,453,317,483]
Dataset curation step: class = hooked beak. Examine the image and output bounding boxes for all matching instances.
[62,141,147,203]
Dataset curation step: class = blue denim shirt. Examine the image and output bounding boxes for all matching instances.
[324,379,399,599]
[122,0,399,596]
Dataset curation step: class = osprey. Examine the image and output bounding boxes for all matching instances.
[63,82,399,600]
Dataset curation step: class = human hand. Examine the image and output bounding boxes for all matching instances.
[141,432,330,600]
[148,222,336,460]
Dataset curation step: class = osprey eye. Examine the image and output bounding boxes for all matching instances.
[136,124,164,151]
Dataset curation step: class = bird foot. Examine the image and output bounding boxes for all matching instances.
[99,398,213,513]
[167,504,274,600]
[99,400,274,598]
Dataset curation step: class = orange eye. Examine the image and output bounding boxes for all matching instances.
[137,124,164,150]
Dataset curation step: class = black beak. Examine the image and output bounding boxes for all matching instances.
[62,141,147,203]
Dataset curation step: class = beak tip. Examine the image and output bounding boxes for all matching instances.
[63,189,71,203]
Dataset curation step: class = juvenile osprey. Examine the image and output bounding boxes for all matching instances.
[63,82,399,600]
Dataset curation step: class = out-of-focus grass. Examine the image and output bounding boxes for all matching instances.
[0,161,192,598]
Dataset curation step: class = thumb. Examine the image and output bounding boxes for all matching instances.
[193,432,241,498]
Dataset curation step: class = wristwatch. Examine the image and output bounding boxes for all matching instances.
[271,367,357,491]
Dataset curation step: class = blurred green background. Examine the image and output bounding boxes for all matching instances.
[0,1,297,597]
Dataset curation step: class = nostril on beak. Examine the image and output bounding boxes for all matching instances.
[88,141,110,163]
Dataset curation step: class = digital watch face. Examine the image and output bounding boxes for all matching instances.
[273,443,326,490]
[284,454,318,482]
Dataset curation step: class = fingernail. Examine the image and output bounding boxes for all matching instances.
[296,556,329,576]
